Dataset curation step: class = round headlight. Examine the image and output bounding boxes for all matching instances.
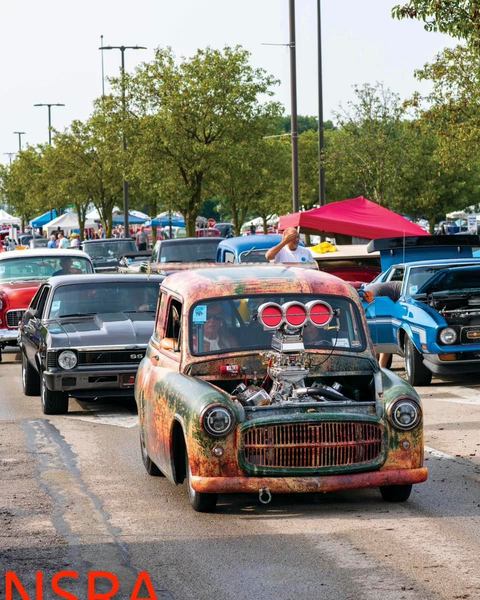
[201,405,235,437]
[58,350,77,370]
[390,399,421,431]
[439,327,457,345]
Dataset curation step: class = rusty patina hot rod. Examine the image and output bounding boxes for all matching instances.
[136,265,427,512]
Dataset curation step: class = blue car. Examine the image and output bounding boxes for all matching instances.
[364,259,480,385]
[216,235,282,263]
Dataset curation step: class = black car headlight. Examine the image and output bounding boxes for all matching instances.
[58,350,77,370]
[439,327,457,345]
[201,405,235,437]
[389,398,421,431]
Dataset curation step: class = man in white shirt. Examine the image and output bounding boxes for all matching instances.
[265,227,314,263]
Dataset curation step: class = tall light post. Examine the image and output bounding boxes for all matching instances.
[289,0,300,213]
[33,103,65,145]
[13,131,26,152]
[99,44,146,237]
[3,153,15,166]
[317,0,326,206]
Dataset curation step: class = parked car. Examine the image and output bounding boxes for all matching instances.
[19,273,163,414]
[0,249,93,360]
[29,238,49,249]
[214,223,234,238]
[136,265,427,512]
[216,235,282,263]
[152,237,223,263]
[364,258,480,385]
[311,244,381,286]
[82,238,138,272]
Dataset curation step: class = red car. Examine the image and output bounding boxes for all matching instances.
[0,249,94,360]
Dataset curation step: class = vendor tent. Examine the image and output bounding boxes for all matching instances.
[112,211,148,225]
[45,212,97,235]
[278,197,429,240]
[0,209,21,226]
[151,211,185,227]
[30,209,58,228]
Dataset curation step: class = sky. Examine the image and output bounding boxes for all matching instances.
[1,0,456,164]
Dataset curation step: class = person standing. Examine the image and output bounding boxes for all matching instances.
[135,226,148,251]
[57,232,69,249]
[265,227,314,263]
[47,234,57,248]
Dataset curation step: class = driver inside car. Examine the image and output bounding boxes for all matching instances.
[202,304,236,352]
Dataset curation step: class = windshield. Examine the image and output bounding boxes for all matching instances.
[48,281,159,318]
[159,240,219,262]
[239,249,269,263]
[406,263,479,295]
[418,268,480,294]
[83,240,137,260]
[0,256,93,282]
[189,294,366,355]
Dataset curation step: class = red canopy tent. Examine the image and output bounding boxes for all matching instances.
[278,196,429,239]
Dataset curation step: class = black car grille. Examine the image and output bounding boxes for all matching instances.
[242,421,383,469]
[77,350,145,365]
[6,309,25,328]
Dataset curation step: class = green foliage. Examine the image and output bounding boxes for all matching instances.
[392,1,480,42]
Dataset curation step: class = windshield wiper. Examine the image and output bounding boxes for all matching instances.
[242,247,257,258]
[57,312,96,318]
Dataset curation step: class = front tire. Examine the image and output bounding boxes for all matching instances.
[380,484,412,502]
[40,374,68,415]
[405,337,432,386]
[22,352,40,396]
[185,452,218,512]
[140,428,164,476]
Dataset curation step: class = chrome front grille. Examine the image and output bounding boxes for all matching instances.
[242,421,383,469]
[77,350,145,365]
[6,309,25,328]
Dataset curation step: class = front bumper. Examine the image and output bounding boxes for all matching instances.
[424,353,480,376]
[191,467,428,494]
[43,366,138,395]
[0,328,19,343]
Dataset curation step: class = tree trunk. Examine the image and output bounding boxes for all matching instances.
[262,215,268,235]
[185,212,196,237]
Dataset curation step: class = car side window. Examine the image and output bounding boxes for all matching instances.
[165,299,182,348]
[224,251,235,263]
[35,286,50,318]
[389,268,404,282]
[29,285,46,310]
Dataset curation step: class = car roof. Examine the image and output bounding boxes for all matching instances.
[82,238,135,243]
[218,234,281,252]
[160,237,224,245]
[162,265,356,302]
[45,273,164,287]
[0,249,92,260]
[389,258,480,269]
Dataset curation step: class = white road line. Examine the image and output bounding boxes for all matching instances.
[425,446,456,460]
[438,399,480,406]
[65,414,138,428]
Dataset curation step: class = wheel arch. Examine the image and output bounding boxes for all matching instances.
[171,419,187,484]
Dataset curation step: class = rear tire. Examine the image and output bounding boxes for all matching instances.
[380,484,412,502]
[140,427,164,476]
[40,374,68,415]
[405,338,432,386]
[185,452,218,512]
[22,352,40,396]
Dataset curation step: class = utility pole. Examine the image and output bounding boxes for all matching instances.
[98,44,146,237]
[13,131,26,152]
[33,103,65,145]
[289,0,300,213]
[3,153,15,166]
[317,0,326,205]
[100,35,105,97]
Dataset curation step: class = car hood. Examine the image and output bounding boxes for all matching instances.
[0,279,44,292]
[46,313,154,348]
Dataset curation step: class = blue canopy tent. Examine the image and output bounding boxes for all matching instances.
[112,212,148,225]
[30,209,58,228]
[151,212,185,228]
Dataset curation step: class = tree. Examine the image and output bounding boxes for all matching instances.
[126,46,280,235]
[324,83,406,206]
[392,1,480,42]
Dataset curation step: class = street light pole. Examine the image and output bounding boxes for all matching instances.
[99,44,146,237]
[3,153,15,166]
[289,0,300,213]
[317,0,326,206]
[33,103,65,145]
[13,131,26,152]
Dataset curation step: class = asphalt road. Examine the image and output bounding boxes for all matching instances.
[1,352,480,600]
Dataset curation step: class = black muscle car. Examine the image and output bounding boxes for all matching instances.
[19,274,163,414]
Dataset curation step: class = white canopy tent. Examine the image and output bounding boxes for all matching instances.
[44,212,98,235]
[0,209,21,227]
